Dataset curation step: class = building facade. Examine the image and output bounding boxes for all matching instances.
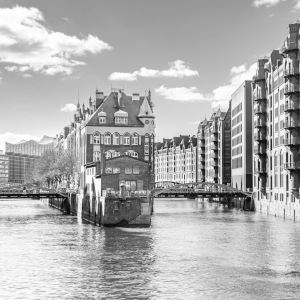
[58,88,155,196]
[155,135,197,186]
[6,136,56,156]
[231,81,253,191]
[6,152,39,184]
[253,22,300,220]
[197,106,231,185]
[0,150,8,183]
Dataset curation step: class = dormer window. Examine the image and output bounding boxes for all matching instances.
[98,110,106,124]
[115,117,128,124]
[114,110,128,124]
[99,116,106,123]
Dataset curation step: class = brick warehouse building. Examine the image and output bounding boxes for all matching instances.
[60,88,155,196]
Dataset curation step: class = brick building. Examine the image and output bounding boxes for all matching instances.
[252,21,300,220]
[154,135,197,185]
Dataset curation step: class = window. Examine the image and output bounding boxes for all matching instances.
[93,151,100,162]
[112,152,120,158]
[132,152,138,158]
[125,181,136,191]
[145,143,149,155]
[115,117,128,124]
[105,151,112,159]
[104,133,111,145]
[99,117,106,123]
[113,133,120,145]
[93,132,100,144]
[123,133,130,145]
[132,133,138,145]
[133,166,140,174]
[125,167,132,174]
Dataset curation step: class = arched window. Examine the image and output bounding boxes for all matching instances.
[123,133,130,145]
[132,133,138,145]
[93,151,100,162]
[93,132,100,144]
[104,133,111,145]
[113,133,120,145]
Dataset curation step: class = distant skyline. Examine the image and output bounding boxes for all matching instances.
[1,0,300,150]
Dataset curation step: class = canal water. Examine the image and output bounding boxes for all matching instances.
[1,199,300,300]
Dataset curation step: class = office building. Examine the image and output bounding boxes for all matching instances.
[231,81,253,191]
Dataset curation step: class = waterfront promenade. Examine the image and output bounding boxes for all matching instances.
[1,198,300,299]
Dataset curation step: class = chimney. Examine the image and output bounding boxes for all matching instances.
[96,90,104,109]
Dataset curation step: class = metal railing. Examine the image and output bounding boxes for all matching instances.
[283,121,299,129]
[254,105,266,114]
[284,84,300,94]
[254,167,267,174]
[283,138,300,146]
[254,119,266,127]
[284,162,300,170]
[284,102,299,111]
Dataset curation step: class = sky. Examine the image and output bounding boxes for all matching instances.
[0,0,300,151]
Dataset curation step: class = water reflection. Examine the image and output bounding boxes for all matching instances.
[0,199,300,299]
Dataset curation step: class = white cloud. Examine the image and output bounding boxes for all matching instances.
[0,132,38,151]
[253,0,287,7]
[23,73,32,78]
[0,6,112,76]
[109,60,199,81]
[292,0,300,10]
[61,103,77,112]
[155,62,256,109]
[155,85,205,102]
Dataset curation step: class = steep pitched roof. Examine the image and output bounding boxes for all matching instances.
[137,96,154,118]
[86,92,145,126]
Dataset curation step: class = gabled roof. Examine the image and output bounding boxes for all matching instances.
[137,96,154,118]
[86,92,146,126]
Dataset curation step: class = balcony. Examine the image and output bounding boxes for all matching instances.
[198,132,205,140]
[253,93,267,102]
[254,167,267,174]
[211,153,218,159]
[284,68,299,78]
[283,121,299,129]
[199,149,205,155]
[254,119,266,128]
[211,126,218,134]
[284,84,300,95]
[211,136,218,142]
[199,162,205,169]
[280,42,298,54]
[199,156,205,162]
[198,141,205,148]
[259,187,266,193]
[212,171,218,178]
[254,145,267,155]
[284,101,299,112]
[211,161,218,167]
[283,138,300,146]
[284,162,300,170]
[254,105,266,115]
[254,133,267,141]
[253,74,265,82]
[211,145,218,151]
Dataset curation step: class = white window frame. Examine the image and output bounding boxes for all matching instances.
[104,133,111,145]
[132,133,138,145]
[93,132,100,144]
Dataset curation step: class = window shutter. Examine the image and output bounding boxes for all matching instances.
[90,135,93,144]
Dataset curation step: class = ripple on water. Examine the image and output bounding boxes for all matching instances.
[0,199,300,299]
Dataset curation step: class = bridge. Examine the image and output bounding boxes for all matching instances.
[153,181,254,210]
[0,184,68,200]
